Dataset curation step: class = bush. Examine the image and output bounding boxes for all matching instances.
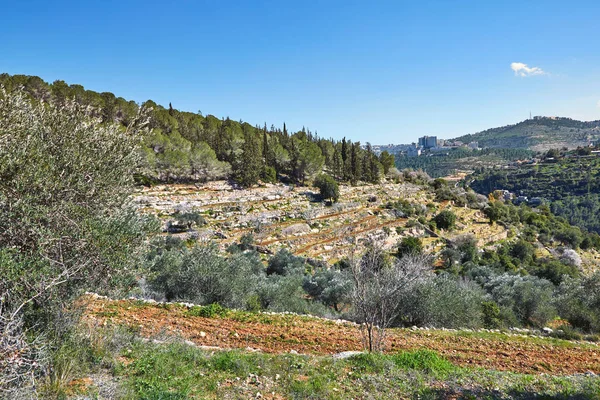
[555,273,600,332]
[396,237,423,258]
[484,274,557,328]
[481,301,502,328]
[258,275,325,315]
[433,210,456,230]
[146,243,264,309]
[386,199,425,218]
[510,239,535,264]
[302,268,352,312]
[0,88,155,393]
[167,211,206,232]
[554,227,583,249]
[266,249,306,276]
[448,234,479,263]
[396,275,485,329]
[529,259,579,285]
[313,173,340,203]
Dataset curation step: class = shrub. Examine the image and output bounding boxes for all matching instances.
[484,274,556,328]
[554,227,583,249]
[187,303,229,318]
[146,243,265,309]
[0,88,155,393]
[257,275,323,314]
[167,211,206,232]
[313,173,340,203]
[510,239,535,264]
[386,199,425,218]
[449,234,479,263]
[396,275,485,329]
[555,273,600,332]
[302,268,352,312]
[483,202,508,223]
[433,210,456,230]
[396,237,423,258]
[481,301,502,328]
[266,249,306,276]
[529,259,579,285]
[173,211,206,227]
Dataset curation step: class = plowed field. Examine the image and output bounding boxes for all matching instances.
[84,296,600,376]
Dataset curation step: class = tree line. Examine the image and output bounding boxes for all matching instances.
[0,73,394,187]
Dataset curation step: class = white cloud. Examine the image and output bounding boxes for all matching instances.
[597,100,600,109]
[511,62,546,77]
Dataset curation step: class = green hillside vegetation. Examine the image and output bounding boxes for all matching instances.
[469,150,600,233]
[0,73,387,187]
[395,147,534,178]
[454,116,600,151]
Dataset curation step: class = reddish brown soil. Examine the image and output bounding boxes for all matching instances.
[83,297,600,376]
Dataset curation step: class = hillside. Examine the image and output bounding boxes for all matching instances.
[394,147,534,178]
[454,117,600,151]
[468,152,600,234]
[133,179,600,271]
[135,180,493,263]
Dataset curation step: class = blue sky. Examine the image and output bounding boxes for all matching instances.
[2,0,599,143]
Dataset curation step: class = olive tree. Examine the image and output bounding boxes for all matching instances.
[0,88,156,393]
[351,245,432,352]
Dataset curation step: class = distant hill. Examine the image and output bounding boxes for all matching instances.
[454,117,600,151]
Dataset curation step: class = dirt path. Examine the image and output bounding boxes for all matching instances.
[84,297,600,376]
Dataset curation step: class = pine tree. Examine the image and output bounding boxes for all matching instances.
[263,128,269,165]
[351,142,362,185]
[235,127,262,187]
[332,146,344,180]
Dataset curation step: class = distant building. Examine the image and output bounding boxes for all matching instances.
[468,141,479,150]
[418,136,438,149]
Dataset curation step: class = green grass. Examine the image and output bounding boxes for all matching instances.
[114,341,600,399]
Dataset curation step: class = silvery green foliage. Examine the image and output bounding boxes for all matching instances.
[559,248,582,268]
[396,274,486,329]
[0,86,146,216]
[146,243,265,309]
[555,273,600,332]
[484,274,556,327]
[303,268,352,312]
[351,249,432,352]
[0,87,150,306]
[0,87,153,393]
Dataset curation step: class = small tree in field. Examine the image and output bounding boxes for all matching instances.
[434,210,457,230]
[314,173,340,203]
[351,244,431,352]
[397,236,423,258]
